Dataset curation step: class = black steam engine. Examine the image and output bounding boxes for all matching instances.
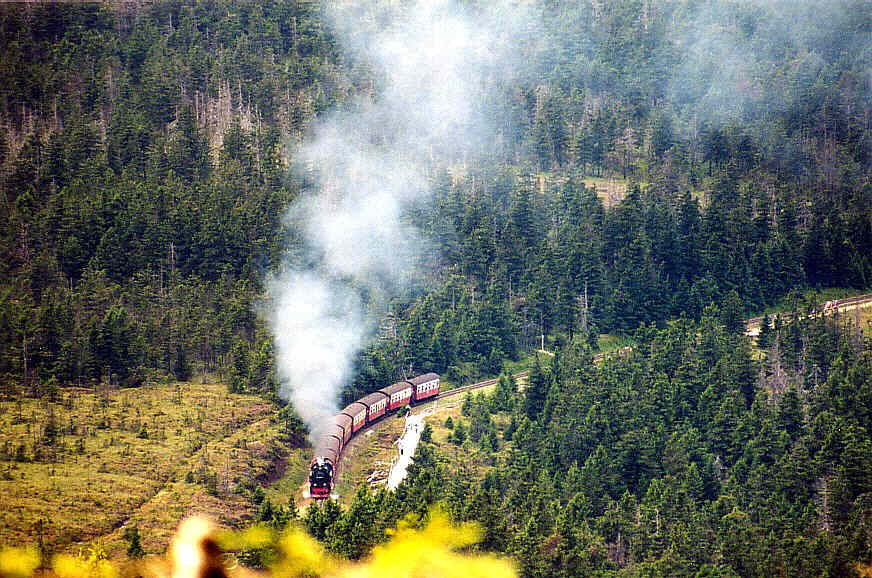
[308,373,439,499]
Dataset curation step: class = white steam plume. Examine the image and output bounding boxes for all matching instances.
[270,0,535,443]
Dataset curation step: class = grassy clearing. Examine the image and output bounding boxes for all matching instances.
[834,298,872,341]
[263,450,310,509]
[417,384,505,484]
[0,382,299,558]
[597,333,636,353]
[421,385,495,443]
[582,177,629,207]
[858,306,872,336]
[332,414,406,505]
[502,353,538,375]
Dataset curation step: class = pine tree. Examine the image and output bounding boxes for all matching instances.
[524,357,548,421]
[124,525,144,558]
[305,499,340,542]
[328,486,380,559]
[420,422,432,443]
[721,290,745,334]
[514,516,544,578]
[452,420,467,445]
[486,421,499,452]
[491,374,514,412]
[758,312,772,349]
[461,393,473,417]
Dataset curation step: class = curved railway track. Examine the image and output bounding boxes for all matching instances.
[433,344,637,402]
[433,371,527,401]
[315,292,872,496]
[406,293,872,411]
[433,349,623,402]
[745,292,872,333]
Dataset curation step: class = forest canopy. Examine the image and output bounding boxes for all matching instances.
[0,0,870,575]
[0,1,868,393]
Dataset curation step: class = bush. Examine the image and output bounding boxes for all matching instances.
[124,525,144,558]
[420,423,433,443]
[451,421,467,445]
[461,394,472,417]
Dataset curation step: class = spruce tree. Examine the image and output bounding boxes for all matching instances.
[524,357,548,421]
[758,312,772,349]
[452,420,467,445]
[124,525,144,558]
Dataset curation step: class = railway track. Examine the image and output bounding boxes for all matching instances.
[318,292,872,497]
[438,294,872,403]
[433,371,528,401]
[434,345,642,402]
[394,293,872,418]
[745,292,872,333]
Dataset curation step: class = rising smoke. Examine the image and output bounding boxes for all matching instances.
[666,0,871,128]
[270,0,869,442]
[270,0,536,442]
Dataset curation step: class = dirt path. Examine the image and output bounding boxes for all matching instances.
[386,412,430,490]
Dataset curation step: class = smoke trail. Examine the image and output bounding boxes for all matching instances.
[270,0,535,442]
[665,0,871,129]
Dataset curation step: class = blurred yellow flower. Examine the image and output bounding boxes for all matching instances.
[52,543,118,578]
[337,509,515,578]
[0,546,40,577]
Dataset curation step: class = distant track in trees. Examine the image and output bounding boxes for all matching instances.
[434,350,621,401]
[434,372,528,401]
[408,293,872,407]
[331,292,872,489]
[745,293,872,336]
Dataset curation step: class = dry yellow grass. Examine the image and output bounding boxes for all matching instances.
[0,382,298,558]
[530,173,630,208]
[855,302,872,333]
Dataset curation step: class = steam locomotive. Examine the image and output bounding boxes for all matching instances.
[308,373,440,499]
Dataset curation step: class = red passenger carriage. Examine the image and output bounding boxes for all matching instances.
[408,372,440,402]
[379,380,413,411]
[309,373,439,499]
[359,391,388,423]
[342,402,368,434]
[334,413,353,445]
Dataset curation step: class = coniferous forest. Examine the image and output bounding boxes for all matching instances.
[0,1,870,576]
[302,306,872,575]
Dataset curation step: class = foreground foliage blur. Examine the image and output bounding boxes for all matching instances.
[0,510,515,578]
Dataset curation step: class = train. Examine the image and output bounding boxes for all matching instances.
[308,373,440,499]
